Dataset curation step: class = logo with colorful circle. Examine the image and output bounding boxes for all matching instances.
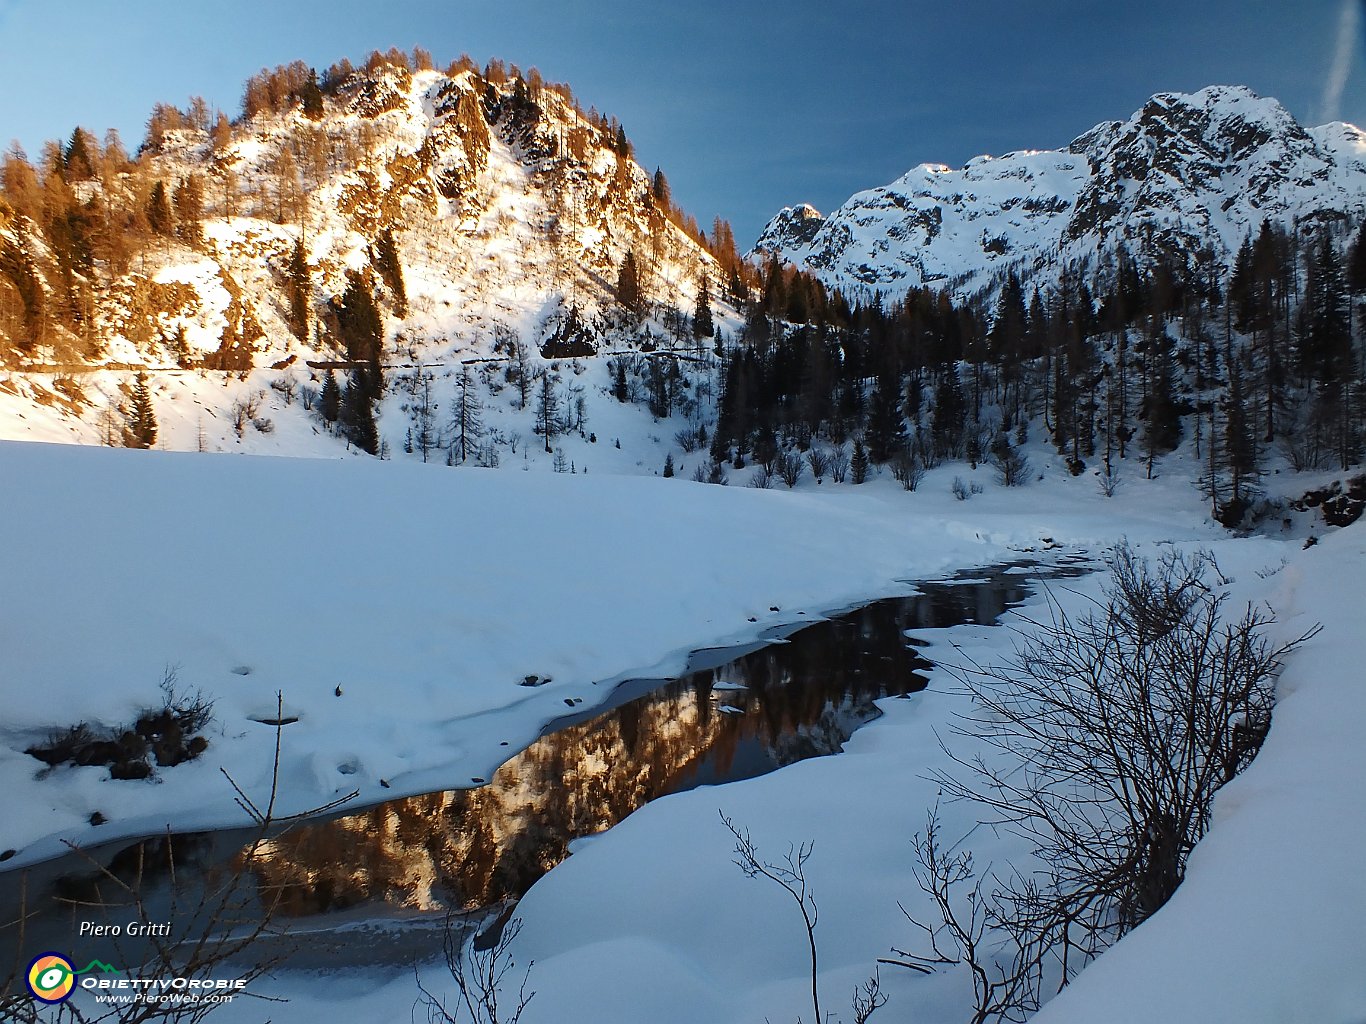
[27,952,77,1004]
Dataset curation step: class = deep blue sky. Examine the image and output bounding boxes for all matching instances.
[1,0,1362,243]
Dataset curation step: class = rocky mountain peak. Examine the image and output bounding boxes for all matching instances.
[753,203,825,257]
[754,86,1366,298]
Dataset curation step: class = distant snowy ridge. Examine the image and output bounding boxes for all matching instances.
[753,86,1366,296]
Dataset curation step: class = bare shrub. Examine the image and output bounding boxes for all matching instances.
[806,447,830,483]
[829,444,850,484]
[777,450,804,488]
[989,435,1030,487]
[674,426,701,453]
[416,914,534,1024]
[890,448,924,491]
[896,806,1042,1024]
[1097,463,1121,497]
[268,375,296,405]
[229,391,264,438]
[722,814,885,1024]
[923,545,1318,999]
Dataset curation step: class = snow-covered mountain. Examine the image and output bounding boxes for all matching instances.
[753,85,1366,296]
[0,59,733,457]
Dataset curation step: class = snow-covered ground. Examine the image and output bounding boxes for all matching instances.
[202,524,1362,1024]
[2,437,1362,1024]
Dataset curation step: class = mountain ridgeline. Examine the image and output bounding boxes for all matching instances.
[754,86,1366,298]
[0,61,1363,526]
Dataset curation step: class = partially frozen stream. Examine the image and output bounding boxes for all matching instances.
[0,559,1087,969]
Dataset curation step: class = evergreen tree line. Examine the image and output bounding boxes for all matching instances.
[699,222,1366,519]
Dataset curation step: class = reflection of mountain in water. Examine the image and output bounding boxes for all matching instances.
[249,570,1034,916]
[3,564,1061,965]
[257,675,889,916]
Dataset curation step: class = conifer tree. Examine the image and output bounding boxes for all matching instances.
[450,366,484,463]
[727,267,747,307]
[662,452,675,477]
[1220,351,1257,518]
[373,228,407,316]
[988,272,1028,421]
[762,256,787,318]
[1347,222,1366,309]
[850,437,869,484]
[693,277,714,341]
[146,181,174,237]
[123,373,158,449]
[412,373,438,462]
[651,168,670,208]
[1140,323,1182,476]
[63,128,95,181]
[535,370,560,452]
[1298,235,1357,467]
[752,422,779,471]
[336,272,383,381]
[341,369,379,454]
[616,250,642,319]
[299,69,325,120]
[931,365,966,458]
[286,237,310,340]
[173,175,204,247]
[1298,235,1350,388]
[320,369,341,425]
[866,371,905,463]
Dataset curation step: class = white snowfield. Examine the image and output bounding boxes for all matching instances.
[2,439,1363,1024]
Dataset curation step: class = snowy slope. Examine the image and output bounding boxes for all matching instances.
[755,86,1366,296]
[486,531,1366,1024]
[1029,527,1366,1024]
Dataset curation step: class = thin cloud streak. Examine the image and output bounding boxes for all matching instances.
[1321,0,1361,122]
